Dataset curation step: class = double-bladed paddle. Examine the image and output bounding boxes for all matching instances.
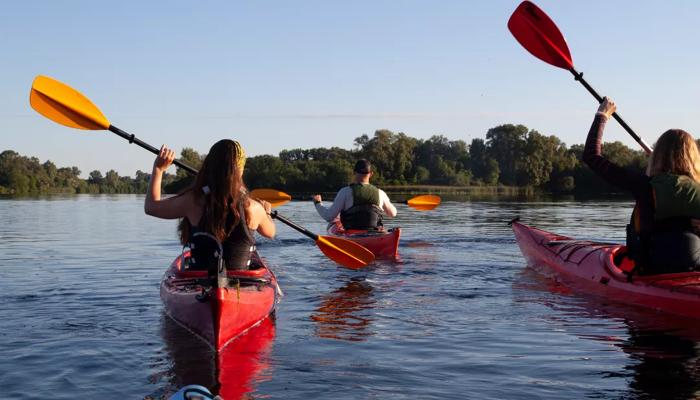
[29,75,374,269]
[250,189,441,211]
[30,75,199,173]
[508,1,653,154]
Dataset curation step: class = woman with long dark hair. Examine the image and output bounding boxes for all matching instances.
[144,139,275,270]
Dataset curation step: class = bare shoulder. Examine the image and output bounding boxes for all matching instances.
[244,197,267,219]
[245,197,263,212]
[178,190,200,209]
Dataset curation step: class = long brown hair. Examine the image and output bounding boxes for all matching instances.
[178,139,248,244]
[646,129,700,182]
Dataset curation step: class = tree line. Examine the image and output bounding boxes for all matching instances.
[0,124,649,196]
[244,125,648,194]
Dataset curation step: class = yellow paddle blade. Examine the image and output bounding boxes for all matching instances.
[250,189,292,208]
[406,194,441,211]
[316,235,375,269]
[30,75,110,130]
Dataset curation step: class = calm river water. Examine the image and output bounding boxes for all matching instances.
[2,195,700,399]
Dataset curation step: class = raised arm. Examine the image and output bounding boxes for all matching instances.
[582,98,648,195]
[144,145,193,219]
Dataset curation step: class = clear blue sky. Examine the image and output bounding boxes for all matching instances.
[2,1,700,176]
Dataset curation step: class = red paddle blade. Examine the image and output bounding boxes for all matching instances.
[508,1,573,70]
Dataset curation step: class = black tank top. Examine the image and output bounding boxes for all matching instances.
[190,201,256,270]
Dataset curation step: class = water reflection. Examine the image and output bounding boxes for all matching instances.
[160,314,276,399]
[622,326,700,399]
[311,277,376,342]
[515,270,700,400]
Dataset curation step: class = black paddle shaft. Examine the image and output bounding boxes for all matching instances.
[270,211,319,241]
[108,125,198,174]
[568,68,652,154]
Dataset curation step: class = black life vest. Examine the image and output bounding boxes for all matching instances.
[187,201,256,271]
[340,183,384,230]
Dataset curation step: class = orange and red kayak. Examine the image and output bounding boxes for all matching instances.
[160,251,279,351]
[327,221,400,260]
[512,220,700,319]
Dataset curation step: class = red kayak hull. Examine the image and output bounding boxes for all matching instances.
[328,221,401,259]
[512,221,700,319]
[160,252,278,351]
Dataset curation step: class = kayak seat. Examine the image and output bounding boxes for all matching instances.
[173,252,271,280]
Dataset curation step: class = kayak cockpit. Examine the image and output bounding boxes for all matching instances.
[165,251,275,292]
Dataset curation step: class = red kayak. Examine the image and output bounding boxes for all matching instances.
[512,220,700,319]
[328,221,400,260]
[160,251,279,352]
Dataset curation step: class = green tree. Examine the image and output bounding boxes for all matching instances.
[469,138,495,183]
[482,158,500,185]
[244,155,286,189]
[133,170,150,193]
[88,170,103,185]
[486,124,528,185]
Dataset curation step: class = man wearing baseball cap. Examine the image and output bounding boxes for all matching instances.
[312,159,397,230]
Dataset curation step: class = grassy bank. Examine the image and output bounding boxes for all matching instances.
[290,184,556,202]
[382,184,538,196]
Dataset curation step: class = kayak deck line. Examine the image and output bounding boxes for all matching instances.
[521,224,618,267]
[546,239,619,247]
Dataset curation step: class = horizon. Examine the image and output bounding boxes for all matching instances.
[3,1,699,177]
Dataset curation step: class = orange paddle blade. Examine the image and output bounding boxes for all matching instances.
[406,194,441,211]
[250,189,292,208]
[316,236,375,269]
[30,75,110,130]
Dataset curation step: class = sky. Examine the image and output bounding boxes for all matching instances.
[2,0,700,177]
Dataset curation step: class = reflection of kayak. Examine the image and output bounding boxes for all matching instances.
[160,251,279,351]
[218,317,275,399]
[161,315,276,399]
[327,221,400,259]
[311,277,375,342]
[512,220,700,319]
